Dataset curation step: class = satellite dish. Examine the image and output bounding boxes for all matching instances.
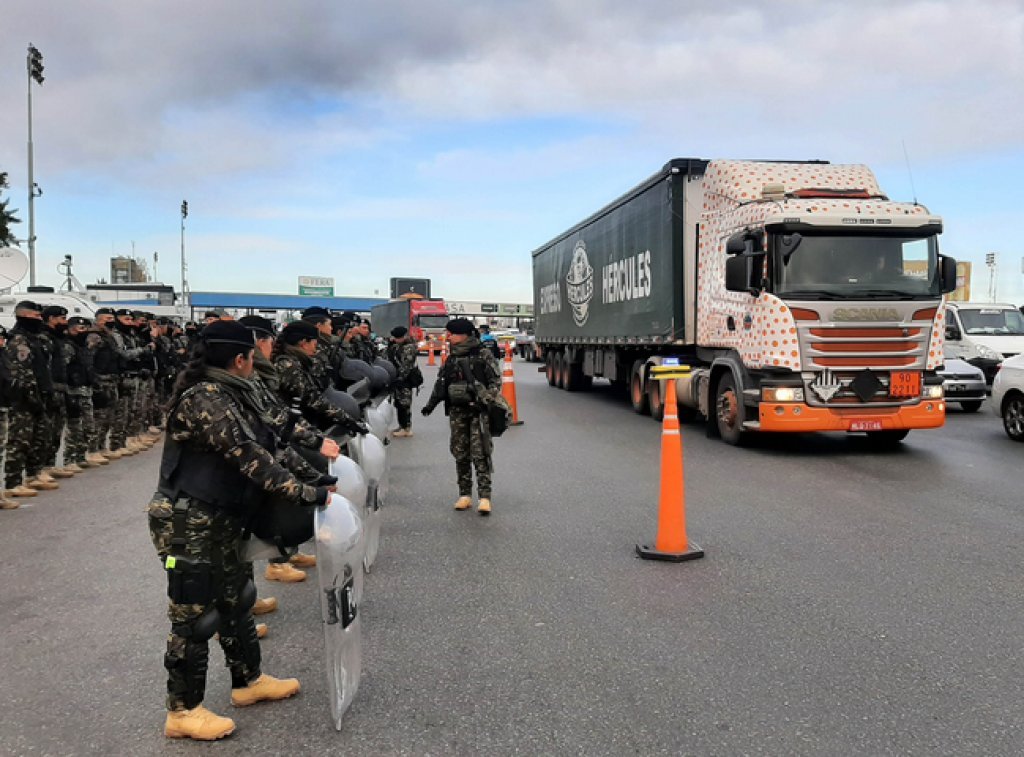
[0,248,30,289]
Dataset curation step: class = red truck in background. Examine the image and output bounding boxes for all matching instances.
[370,295,449,353]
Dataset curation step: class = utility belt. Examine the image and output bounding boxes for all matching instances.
[151,495,240,605]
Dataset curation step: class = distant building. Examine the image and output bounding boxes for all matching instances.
[110,256,148,284]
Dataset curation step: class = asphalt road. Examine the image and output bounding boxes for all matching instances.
[1,363,1022,756]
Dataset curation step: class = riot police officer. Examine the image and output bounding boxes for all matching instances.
[387,326,420,437]
[421,318,501,514]
[149,320,331,741]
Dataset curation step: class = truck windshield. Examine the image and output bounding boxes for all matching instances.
[958,308,1024,336]
[416,315,449,329]
[774,232,941,299]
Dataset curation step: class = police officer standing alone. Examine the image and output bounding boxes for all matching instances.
[149,320,331,741]
[421,318,501,515]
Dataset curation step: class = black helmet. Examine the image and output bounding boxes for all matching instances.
[373,357,398,382]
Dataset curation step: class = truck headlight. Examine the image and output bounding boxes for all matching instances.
[762,386,804,402]
[976,344,1002,360]
[923,385,944,399]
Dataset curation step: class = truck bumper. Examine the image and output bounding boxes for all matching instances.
[757,401,946,432]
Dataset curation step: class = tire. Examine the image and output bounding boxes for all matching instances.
[630,361,650,415]
[714,372,748,446]
[959,400,983,413]
[545,351,557,387]
[865,429,910,448]
[1002,393,1024,442]
[648,378,665,421]
[565,359,591,392]
[555,352,568,389]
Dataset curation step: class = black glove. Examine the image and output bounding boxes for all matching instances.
[315,474,338,488]
[346,418,369,435]
[313,486,331,506]
[421,403,435,416]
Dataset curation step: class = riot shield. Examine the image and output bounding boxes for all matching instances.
[378,396,397,431]
[348,432,386,572]
[329,454,368,518]
[314,493,364,730]
[365,403,389,443]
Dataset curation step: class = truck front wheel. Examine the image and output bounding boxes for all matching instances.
[545,352,558,387]
[715,372,748,446]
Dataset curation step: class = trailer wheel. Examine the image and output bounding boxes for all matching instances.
[715,372,748,446]
[545,352,558,387]
[630,360,650,415]
[555,352,568,389]
[648,378,665,421]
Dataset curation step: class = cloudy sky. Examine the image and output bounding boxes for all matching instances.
[2,0,1023,304]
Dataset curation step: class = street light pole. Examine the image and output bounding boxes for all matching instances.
[26,44,45,287]
[180,200,189,309]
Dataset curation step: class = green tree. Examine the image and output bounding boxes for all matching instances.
[0,171,22,247]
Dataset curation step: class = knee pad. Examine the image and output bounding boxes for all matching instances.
[170,607,220,644]
[238,579,257,616]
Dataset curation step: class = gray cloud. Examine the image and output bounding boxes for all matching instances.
[4,0,1021,178]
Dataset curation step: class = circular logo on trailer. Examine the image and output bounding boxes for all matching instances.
[565,241,594,327]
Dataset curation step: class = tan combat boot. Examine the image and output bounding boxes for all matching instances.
[0,493,19,510]
[25,477,59,491]
[164,706,236,740]
[64,463,85,474]
[6,486,37,498]
[264,563,306,583]
[256,623,268,639]
[230,674,300,707]
[38,470,62,483]
[477,498,492,516]
[76,459,96,469]
[453,496,472,511]
[87,452,110,466]
[252,597,278,615]
[289,552,316,568]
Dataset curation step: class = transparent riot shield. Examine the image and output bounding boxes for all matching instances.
[365,403,389,443]
[379,396,397,430]
[348,432,386,572]
[329,454,368,520]
[314,493,364,730]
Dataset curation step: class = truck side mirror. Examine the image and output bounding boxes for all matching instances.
[726,230,764,255]
[725,254,764,295]
[944,325,961,341]
[938,254,957,294]
[726,233,747,255]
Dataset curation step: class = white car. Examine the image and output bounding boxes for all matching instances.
[991,354,1024,442]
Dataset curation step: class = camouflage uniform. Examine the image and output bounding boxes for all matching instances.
[64,331,97,465]
[387,337,419,432]
[423,337,501,498]
[109,324,148,450]
[3,324,51,488]
[148,376,324,711]
[91,328,121,453]
[38,328,68,470]
[275,346,360,432]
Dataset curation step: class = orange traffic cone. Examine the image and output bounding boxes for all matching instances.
[501,342,524,426]
[428,342,436,367]
[636,377,703,562]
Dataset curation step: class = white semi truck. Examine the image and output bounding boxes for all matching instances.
[532,158,958,446]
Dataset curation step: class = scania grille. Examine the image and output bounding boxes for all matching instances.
[803,370,909,406]
[799,325,930,371]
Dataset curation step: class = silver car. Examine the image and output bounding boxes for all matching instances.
[991,353,1024,441]
[938,358,987,413]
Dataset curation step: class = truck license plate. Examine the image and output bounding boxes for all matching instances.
[889,371,921,398]
[850,420,883,431]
